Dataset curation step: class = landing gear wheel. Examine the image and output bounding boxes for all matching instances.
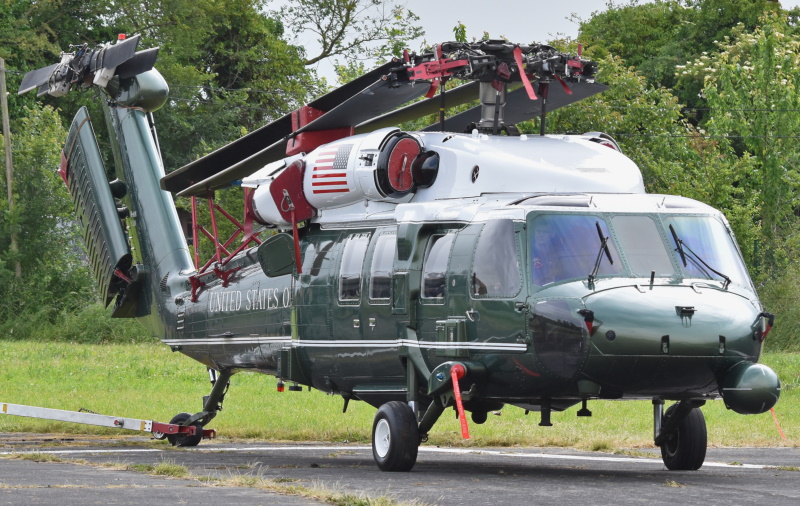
[372,401,420,472]
[660,404,707,470]
[166,412,203,447]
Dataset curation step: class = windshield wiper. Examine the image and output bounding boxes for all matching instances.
[588,221,613,287]
[669,224,687,267]
[668,224,731,289]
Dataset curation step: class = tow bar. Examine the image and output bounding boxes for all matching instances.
[1,402,216,440]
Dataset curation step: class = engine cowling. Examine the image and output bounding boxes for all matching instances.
[248,128,439,227]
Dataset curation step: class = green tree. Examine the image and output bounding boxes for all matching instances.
[679,15,800,272]
[0,104,94,320]
[280,0,424,67]
[579,0,781,116]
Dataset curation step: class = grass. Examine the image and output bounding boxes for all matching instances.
[0,341,797,449]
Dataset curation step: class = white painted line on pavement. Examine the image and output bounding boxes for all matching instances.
[0,444,771,469]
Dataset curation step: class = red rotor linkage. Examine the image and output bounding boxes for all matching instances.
[450,363,470,440]
[408,44,469,99]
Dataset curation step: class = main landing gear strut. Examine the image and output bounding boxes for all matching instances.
[161,368,232,447]
[653,398,707,470]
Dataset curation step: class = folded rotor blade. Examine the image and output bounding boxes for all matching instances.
[296,77,431,134]
[422,80,607,132]
[161,59,410,195]
[355,81,479,133]
[172,77,433,197]
[177,140,288,197]
[165,114,294,195]
[503,80,608,125]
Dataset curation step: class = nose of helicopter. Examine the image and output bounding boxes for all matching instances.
[583,285,762,358]
[572,284,777,402]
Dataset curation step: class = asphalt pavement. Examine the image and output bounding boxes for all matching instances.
[1,434,798,505]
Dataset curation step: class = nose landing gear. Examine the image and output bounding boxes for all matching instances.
[653,399,707,470]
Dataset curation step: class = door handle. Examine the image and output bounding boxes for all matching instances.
[466,309,480,322]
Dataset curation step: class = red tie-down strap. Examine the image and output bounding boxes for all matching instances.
[450,363,470,440]
[512,46,537,100]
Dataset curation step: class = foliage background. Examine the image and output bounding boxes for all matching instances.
[0,0,799,350]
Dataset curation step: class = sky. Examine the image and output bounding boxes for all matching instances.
[295,0,800,83]
[397,0,800,45]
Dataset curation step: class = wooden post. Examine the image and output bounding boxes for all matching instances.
[0,57,21,278]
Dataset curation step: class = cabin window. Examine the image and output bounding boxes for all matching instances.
[611,216,674,276]
[471,220,522,297]
[529,214,623,286]
[339,233,370,301]
[369,234,396,301]
[422,234,454,299]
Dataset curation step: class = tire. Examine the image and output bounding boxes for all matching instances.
[371,401,420,472]
[166,412,203,447]
[660,404,707,470]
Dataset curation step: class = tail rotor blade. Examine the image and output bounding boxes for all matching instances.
[18,63,60,94]
[116,48,159,79]
[91,34,141,72]
[36,82,51,97]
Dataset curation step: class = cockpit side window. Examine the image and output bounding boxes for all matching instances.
[339,233,370,301]
[529,214,623,286]
[471,219,522,297]
[369,233,396,301]
[422,234,454,299]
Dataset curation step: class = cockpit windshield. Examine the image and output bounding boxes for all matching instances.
[527,212,752,289]
[530,215,623,286]
[664,216,750,287]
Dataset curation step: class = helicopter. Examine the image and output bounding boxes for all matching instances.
[17,34,780,472]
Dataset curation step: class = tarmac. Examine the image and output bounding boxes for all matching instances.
[1,434,799,505]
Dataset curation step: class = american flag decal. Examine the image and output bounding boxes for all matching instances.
[311,144,353,194]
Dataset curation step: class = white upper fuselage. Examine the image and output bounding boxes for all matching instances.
[246,128,646,228]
